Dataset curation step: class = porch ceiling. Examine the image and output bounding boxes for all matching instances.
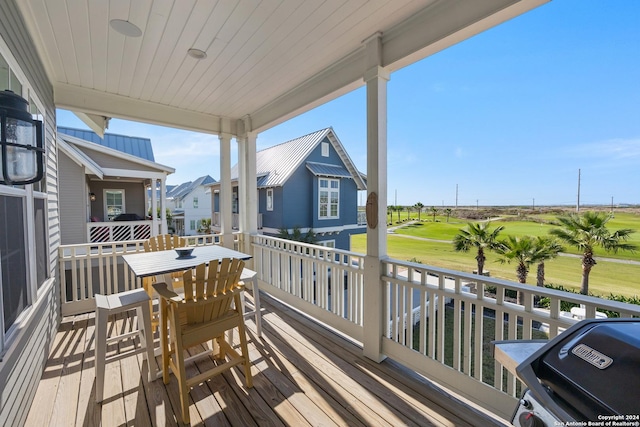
[18,0,546,134]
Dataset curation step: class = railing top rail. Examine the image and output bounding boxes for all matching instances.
[383,258,640,315]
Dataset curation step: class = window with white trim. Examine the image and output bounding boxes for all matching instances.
[319,178,339,219]
[0,44,49,352]
[190,220,196,231]
[104,189,125,221]
[193,196,198,208]
[266,188,273,211]
[321,142,329,157]
[318,240,335,248]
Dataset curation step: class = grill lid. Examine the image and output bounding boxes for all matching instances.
[517,318,640,421]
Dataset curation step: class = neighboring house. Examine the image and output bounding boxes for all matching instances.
[57,127,175,244]
[166,175,216,236]
[210,128,366,250]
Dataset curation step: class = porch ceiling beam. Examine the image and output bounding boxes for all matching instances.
[101,168,168,180]
[54,83,225,135]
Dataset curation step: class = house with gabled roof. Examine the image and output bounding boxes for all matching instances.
[166,175,216,236]
[210,127,366,250]
[57,127,174,244]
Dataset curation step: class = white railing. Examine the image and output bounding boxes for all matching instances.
[58,233,227,316]
[251,235,365,340]
[87,220,154,243]
[249,235,640,420]
[357,211,367,226]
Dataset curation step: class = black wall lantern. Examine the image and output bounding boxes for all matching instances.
[0,90,44,185]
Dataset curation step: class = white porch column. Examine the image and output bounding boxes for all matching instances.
[362,33,389,362]
[150,177,158,222]
[219,132,234,249]
[160,177,167,234]
[237,116,258,257]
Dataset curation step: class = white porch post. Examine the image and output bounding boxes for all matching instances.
[362,33,389,362]
[237,116,258,257]
[150,178,158,233]
[219,131,234,249]
[160,177,167,235]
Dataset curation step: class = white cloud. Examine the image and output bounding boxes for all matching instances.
[571,138,640,159]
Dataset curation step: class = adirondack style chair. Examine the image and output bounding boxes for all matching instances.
[143,234,188,331]
[153,258,253,424]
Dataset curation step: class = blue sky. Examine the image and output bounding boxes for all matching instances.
[57,0,639,207]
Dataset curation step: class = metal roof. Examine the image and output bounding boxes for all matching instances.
[306,162,351,178]
[167,175,216,200]
[58,126,155,161]
[230,127,365,190]
[57,131,175,175]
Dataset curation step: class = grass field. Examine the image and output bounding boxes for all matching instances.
[356,208,640,298]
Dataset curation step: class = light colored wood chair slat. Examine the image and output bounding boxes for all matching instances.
[142,234,188,332]
[153,257,253,424]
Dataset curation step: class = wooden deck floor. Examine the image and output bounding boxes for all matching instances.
[26,293,510,426]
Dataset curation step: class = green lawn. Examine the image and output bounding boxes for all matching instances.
[388,211,640,262]
[350,234,640,298]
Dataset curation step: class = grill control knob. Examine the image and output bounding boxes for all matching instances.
[518,412,545,427]
[519,398,532,409]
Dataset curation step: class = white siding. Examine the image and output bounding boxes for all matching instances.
[182,186,212,235]
[58,152,88,244]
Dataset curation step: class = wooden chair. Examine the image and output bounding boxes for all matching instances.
[153,258,253,424]
[142,234,187,331]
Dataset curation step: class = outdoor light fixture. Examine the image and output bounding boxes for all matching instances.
[0,90,44,185]
[89,192,96,202]
[109,19,142,37]
[187,48,207,60]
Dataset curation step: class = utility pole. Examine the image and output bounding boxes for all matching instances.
[532,198,535,210]
[476,199,479,210]
[611,196,614,214]
[576,169,581,213]
[455,184,458,209]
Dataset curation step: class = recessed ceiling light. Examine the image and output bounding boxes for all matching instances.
[110,19,142,37]
[187,48,207,60]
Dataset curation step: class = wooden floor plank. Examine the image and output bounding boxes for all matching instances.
[263,297,482,426]
[24,317,74,426]
[49,314,88,427]
[261,302,433,426]
[100,314,128,426]
[75,314,101,427]
[119,315,152,427]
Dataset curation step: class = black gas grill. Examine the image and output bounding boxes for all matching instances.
[512,318,640,426]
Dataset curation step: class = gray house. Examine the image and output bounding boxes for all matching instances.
[211,128,366,249]
[57,127,174,243]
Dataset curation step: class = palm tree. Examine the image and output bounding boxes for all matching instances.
[414,202,424,221]
[430,206,438,222]
[444,208,452,223]
[533,236,563,287]
[495,235,539,304]
[550,211,636,294]
[452,222,505,276]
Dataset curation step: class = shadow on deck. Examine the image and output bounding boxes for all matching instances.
[26,292,509,426]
